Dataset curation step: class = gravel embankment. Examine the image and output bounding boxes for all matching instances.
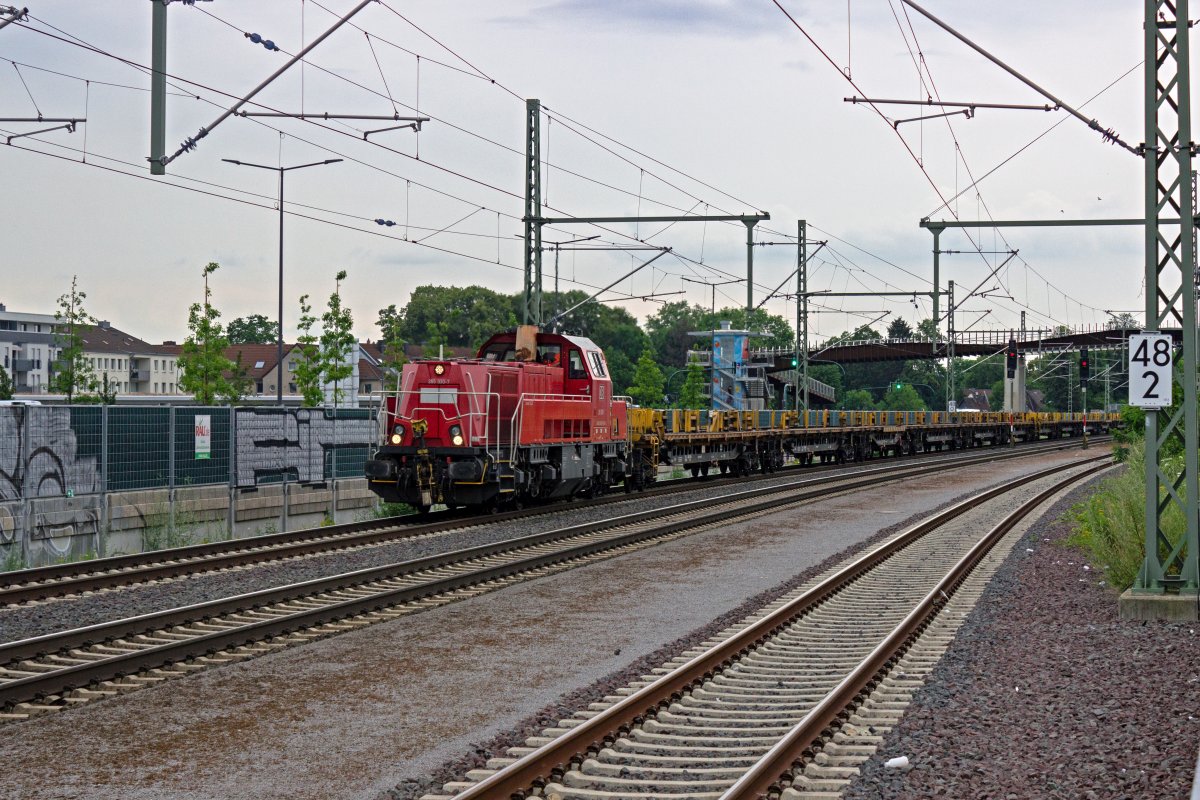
[0,451,1024,643]
[844,470,1200,800]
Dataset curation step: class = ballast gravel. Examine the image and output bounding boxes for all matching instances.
[0,448,1042,643]
[842,468,1200,800]
[0,466,872,642]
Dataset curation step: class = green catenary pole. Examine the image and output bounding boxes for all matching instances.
[150,0,167,175]
[523,99,542,326]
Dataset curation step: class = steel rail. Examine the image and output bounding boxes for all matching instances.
[449,454,1111,800]
[0,437,1102,605]
[720,459,1111,799]
[0,447,1086,712]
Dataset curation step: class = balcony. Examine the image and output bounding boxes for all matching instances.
[130,369,150,383]
[12,358,34,373]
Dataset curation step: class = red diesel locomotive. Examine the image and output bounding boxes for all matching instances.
[365,326,634,511]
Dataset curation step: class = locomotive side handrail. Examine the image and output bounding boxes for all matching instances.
[510,392,598,445]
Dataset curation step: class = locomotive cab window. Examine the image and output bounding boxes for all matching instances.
[567,350,587,380]
[587,351,607,378]
[538,345,562,366]
[419,387,458,404]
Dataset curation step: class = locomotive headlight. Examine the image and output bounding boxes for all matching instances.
[449,424,464,446]
[390,423,405,445]
[434,364,446,375]
[390,433,402,445]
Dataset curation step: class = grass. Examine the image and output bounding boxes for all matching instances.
[141,503,223,552]
[1,545,24,573]
[1068,443,1184,590]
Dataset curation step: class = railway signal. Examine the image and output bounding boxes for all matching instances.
[1079,347,1090,385]
[1006,339,1018,378]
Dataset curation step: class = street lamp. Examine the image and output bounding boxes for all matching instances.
[223,157,343,403]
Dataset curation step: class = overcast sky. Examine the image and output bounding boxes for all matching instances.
[0,1,1157,347]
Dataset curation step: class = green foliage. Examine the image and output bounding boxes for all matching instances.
[880,383,926,411]
[626,349,665,406]
[838,388,876,410]
[678,361,707,409]
[49,275,98,402]
[400,285,517,351]
[225,352,254,404]
[886,317,914,339]
[320,270,356,406]
[1068,445,1172,590]
[179,263,235,405]
[0,367,13,401]
[645,301,796,370]
[375,500,415,518]
[376,303,407,379]
[293,293,324,407]
[1,545,23,572]
[227,313,276,344]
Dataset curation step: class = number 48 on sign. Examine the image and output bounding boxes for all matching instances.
[1128,333,1174,408]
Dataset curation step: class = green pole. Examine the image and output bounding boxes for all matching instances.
[150,0,167,175]
[523,99,542,326]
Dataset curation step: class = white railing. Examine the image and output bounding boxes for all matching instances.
[509,392,596,445]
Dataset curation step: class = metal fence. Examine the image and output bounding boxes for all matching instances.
[1,404,377,500]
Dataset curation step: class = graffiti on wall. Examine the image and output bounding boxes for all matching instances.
[0,406,102,559]
[234,407,375,487]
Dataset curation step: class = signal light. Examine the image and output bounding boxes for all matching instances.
[791,357,798,367]
[1006,338,1018,378]
[1080,346,1090,385]
[894,382,903,390]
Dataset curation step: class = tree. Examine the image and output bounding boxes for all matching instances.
[626,349,665,407]
[377,304,408,377]
[880,383,926,411]
[49,275,98,402]
[293,293,324,407]
[226,352,254,403]
[227,314,276,344]
[0,368,12,401]
[886,317,914,340]
[645,300,708,369]
[678,361,707,409]
[400,285,516,349]
[178,262,235,405]
[838,388,876,410]
[320,270,356,406]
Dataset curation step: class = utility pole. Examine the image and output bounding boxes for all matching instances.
[523,99,542,326]
[1136,0,1199,598]
[945,280,955,412]
[150,0,167,175]
[798,220,809,414]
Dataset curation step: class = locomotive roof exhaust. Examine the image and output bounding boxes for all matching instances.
[515,324,539,361]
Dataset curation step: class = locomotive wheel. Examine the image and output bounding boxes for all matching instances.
[700,464,710,478]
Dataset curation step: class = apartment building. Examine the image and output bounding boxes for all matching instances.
[0,305,60,393]
[81,322,180,395]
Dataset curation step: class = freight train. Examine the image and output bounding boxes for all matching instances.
[365,325,1117,512]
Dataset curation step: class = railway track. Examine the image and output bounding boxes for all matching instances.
[0,437,1104,606]
[0,442,1101,721]
[430,454,1111,800]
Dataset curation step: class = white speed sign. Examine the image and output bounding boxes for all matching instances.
[1128,333,1174,408]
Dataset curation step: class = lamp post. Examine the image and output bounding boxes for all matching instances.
[223,157,342,403]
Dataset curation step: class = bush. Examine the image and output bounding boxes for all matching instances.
[1068,444,1184,590]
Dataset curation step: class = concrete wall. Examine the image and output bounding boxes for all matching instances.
[2,478,379,567]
